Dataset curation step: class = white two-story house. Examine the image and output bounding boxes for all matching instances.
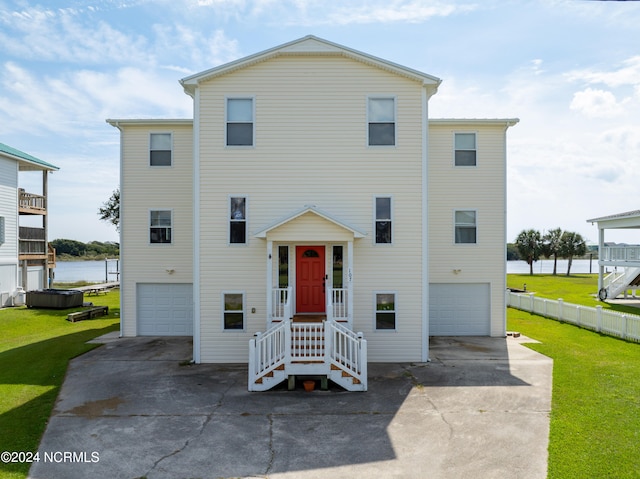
[0,142,58,306]
[108,36,518,391]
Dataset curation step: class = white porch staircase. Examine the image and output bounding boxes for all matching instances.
[602,267,640,300]
[248,319,367,392]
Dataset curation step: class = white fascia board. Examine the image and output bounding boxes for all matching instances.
[180,35,442,96]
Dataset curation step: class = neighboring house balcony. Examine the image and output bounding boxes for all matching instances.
[250,288,367,392]
[600,245,640,267]
[19,227,56,267]
[18,189,47,215]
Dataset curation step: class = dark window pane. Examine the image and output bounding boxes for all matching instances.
[230,197,246,220]
[369,123,395,146]
[302,249,319,258]
[150,228,171,244]
[376,312,396,330]
[455,150,476,166]
[376,221,392,244]
[150,150,171,166]
[333,246,343,289]
[224,312,244,330]
[455,226,477,244]
[279,246,289,288]
[230,222,246,244]
[376,197,391,220]
[227,123,253,146]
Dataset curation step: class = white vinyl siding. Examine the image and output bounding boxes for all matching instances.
[429,121,508,337]
[118,122,193,337]
[197,55,425,362]
[0,158,18,261]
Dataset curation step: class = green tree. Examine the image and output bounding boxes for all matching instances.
[50,239,87,256]
[515,229,542,275]
[559,231,587,276]
[98,188,120,231]
[542,228,563,275]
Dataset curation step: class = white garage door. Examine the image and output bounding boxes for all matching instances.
[137,283,193,336]
[430,283,490,336]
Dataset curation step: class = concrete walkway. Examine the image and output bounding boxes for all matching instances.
[29,335,552,479]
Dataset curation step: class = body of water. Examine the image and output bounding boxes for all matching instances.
[507,258,598,275]
[53,260,120,283]
[54,259,597,283]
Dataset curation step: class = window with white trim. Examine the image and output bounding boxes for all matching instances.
[150,133,172,166]
[368,97,395,146]
[150,210,172,244]
[454,133,476,166]
[375,292,396,330]
[229,197,247,244]
[223,292,244,330]
[375,196,392,244]
[226,98,254,146]
[455,210,477,244]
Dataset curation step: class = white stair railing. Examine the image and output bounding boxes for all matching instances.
[330,288,348,322]
[604,267,640,299]
[248,319,289,391]
[291,322,325,361]
[327,320,367,391]
[272,287,292,322]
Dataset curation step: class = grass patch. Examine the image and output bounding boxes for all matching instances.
[508,296,640,477]
[507,273,640,316]
[0,291,120,479]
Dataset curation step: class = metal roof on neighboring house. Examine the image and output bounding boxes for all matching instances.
[0,142,60,171]
[587,210,640,229]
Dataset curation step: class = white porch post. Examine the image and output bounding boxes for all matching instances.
[266,240,273,326]
[598,228,605,293]
[348,240,354,326]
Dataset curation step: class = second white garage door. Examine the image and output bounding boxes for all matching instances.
[429,283,490,336]
[137,283,193,336]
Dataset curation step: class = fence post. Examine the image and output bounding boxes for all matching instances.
[623,315,628,340]
[576,306,581,326]
[596,305,603,333]
[529,293,535,313]
[558,299,564,322]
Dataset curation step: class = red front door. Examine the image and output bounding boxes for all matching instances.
[296,246,325,313]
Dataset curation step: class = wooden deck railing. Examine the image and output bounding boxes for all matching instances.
[18,189,46,213]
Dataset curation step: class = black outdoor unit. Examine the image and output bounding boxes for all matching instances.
[26,289,84,309]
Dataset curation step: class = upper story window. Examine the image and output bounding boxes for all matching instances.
[229,196,247,244]
[454,133,476,166]
[368,97,395,146]
[150,133,172,166]
[455,210,477,244]
[375,196,393,244]
[226,98,254,146]
[150,210,172,244]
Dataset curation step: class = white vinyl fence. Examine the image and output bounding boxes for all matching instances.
[507,291,640,343]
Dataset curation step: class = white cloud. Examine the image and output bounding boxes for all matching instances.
[325,1,476,25]
[570,88,629,119]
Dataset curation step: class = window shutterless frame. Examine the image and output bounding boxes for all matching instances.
[229,195,248,245]
[149,209,173,244]
[374,291,397,331]
[454,209,478,244]
[226,97,255,147]
[222,291,245,331]
[454,132,477,167]
[149,132,173,166]
[367,96,396,146]
[374,195,393,245]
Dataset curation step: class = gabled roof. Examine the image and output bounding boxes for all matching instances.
[180,35,442,98]
[587,210,640,229]
[254,205,367,239]
[0,142,59,171]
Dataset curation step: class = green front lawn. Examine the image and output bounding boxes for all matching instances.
[0,291,120,479]
[508,274,640,478]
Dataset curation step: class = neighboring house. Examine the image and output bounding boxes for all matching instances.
[0,142,59,306]
[587,210,640,300]
[108,36,518,391]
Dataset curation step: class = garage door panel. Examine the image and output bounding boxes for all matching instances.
[137,283,193,336]
[430,283,490,336]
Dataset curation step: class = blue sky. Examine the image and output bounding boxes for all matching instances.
[1,0,640,244]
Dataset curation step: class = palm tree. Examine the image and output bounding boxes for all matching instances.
[515,229,542,275]
[542,228,563,275]
[559,231,587,276]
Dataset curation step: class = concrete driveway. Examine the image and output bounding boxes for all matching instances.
[29,334,552,479]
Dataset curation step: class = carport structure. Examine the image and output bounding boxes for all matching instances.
[587,210,640,300]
